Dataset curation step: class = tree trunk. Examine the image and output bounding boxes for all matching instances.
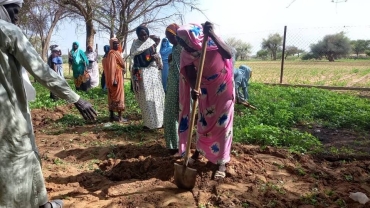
[41,15,59,62]
[86,19,95,48]
[272,51,277,60]
[328,54,335,62]
[41,39,47,62]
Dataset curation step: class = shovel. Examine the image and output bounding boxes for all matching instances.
[174,34,209,190]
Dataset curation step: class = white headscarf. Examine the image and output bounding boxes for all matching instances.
[0,1,23,22]
[0,1,34,101]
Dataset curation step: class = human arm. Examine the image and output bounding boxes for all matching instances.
[168,53,172,63]
[3,23,96,120]
[203,21,232,59]
[182,64,197,89]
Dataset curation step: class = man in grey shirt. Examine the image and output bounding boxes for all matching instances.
[0,1,97,207]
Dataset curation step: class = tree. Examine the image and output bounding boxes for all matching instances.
[59,0,101,48]
[309,32,351,62]
[225,37,252,61]
[19,0,70,61]
[351,40,369,58]
[93,0,201,52]
[284,45,304,59]
[256,49,269,60]
[261,33,283,61]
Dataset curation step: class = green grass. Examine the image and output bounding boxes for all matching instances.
[29,73,370,153]
[236,60,370,87]
[234,83,370,152]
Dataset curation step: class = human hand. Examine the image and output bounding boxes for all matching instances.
[191,89,201,101]
[74,98,97,121]
[168,53,172,63]
[134,80,140,93]
[202,21,215,37]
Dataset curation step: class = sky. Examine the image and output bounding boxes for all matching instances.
[51,0,370,55]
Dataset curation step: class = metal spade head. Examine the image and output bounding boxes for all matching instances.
[174,163,197,190]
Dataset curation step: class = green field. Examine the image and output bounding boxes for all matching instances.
[236,60,370,87]
[60,60,370,87]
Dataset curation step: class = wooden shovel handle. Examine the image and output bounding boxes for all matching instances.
[184,34,209,166]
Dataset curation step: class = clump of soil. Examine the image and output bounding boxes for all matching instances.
[31,108,370,207]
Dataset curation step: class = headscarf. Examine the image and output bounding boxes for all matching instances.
[159,38,172,61]
[176,23,218,52]
[71,41,89,65]
[0,0,23,22]
[136,25,149,37]
[130,33,155,57]
[0,1,35,102]
[166,23,179,36]
[86,45,93,52]
[109,37,123,53]
[178,23,232,70]
[103,45,110,58]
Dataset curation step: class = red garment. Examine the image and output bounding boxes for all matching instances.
[103,38,125,111]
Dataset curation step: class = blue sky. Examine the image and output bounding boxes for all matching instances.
[52,0,370,55]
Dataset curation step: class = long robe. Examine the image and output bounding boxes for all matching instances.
[86,51,100,88]
[130,38,165,129]
[103,49,125,111]
[163,44,181,149]
[0,19,80,207]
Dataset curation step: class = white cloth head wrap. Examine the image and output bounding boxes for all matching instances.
[0,0,23,22]
[0,1,35,101]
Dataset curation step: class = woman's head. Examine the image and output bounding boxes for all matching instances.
[136,25,150,42]
[87,45,93,53]
[109,37,121,52]
[165,23,179,45]
[161,38,170,48]
[177,23,218,53]
[72,42,79,50]
[103,45,110,54]
[150,35,160,47]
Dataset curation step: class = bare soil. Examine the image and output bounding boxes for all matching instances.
[31,107,370,208]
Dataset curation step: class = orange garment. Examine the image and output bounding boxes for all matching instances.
[103,39,125,111]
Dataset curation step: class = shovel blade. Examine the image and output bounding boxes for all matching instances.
[174,163,197,190]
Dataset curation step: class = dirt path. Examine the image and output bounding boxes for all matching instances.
[32,108,370,208]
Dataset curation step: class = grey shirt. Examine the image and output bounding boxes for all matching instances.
[0,19,80,207]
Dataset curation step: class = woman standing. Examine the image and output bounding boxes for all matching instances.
[70,41,90,91]
[177,22,234,178]
[86,45,100,88]
[103,38,127,122]
[101,45,110,90]
[47,45,64,100]
[130,25,165,130]
[159,37,173,93]
[163,23,181,154]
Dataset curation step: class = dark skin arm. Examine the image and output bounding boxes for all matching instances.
[203,21,232,59]
[183,65,197,89]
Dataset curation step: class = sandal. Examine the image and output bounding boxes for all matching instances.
[48,200,63,208]
[118,118,128,123]
[214,170,226,179]
[109,116,119,122]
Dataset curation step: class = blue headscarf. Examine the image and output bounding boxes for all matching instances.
[103,45,110,58]
[71,41,89,65]
[159,38,172,61]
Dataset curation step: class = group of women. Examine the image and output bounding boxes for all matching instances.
[131,22,235,178]
[69,42,100,92]
[65,22,234,178]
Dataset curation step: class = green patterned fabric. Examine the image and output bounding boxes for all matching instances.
[163,44,182,149]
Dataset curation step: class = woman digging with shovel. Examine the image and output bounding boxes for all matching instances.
[177,22,234,179]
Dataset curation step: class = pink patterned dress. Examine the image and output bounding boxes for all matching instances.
[178,49,235,165]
